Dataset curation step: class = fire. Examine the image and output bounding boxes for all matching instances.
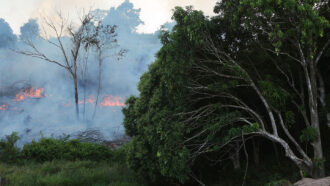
[0,104,8,111]
[100,95,125,107]
[14,87,44,102]
[78,95,95,104]
[77,95,125,107]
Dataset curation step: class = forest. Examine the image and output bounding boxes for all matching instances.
[0,0,330,185]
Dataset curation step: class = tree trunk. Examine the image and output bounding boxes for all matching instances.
[272,141,280,165]
[327,113,330,128]
[74,76,79,119]
[92,49,102,120]
[317,71,330,128]
[230,142,241,170]
[308,61,325,178]
[252,139,260,166]
[310,139,325,178]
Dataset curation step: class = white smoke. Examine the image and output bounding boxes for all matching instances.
[0,1,169,144]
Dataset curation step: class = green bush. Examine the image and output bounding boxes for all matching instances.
[0,132,21,163]
[21,138,113,162]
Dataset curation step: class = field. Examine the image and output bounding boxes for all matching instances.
[0,161,142,186]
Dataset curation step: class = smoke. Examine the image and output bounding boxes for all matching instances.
[0,1,167,144]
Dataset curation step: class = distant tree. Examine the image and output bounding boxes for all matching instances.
[18,11,119,119]
[84,20,126,119]
[20,19,40,41]
[0,18,17,49]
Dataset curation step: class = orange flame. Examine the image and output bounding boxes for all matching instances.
[78,95,95,104]
[100,95,125,107]
[0,104,8,111]
[14,88,44,102]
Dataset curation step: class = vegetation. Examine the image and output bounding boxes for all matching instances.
[1,0,330,185]
[122,0,330,185]
[0,132,142,186]
[0,161,141,186]
[21,138,113,162]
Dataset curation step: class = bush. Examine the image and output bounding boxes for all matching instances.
[0,132,21,163]
[21,138,113,162]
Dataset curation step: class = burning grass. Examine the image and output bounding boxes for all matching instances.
[0,104,8,111]
[13,87,44,102]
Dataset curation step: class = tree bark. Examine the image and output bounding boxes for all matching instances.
[230,142,241,170]
[252,139,260,166]
[308,61,325,178]
[272,142,280,165]
[93,49,102,120]
[74,76,79,119]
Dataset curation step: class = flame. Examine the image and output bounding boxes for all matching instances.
[100,95,125,107]
[8,87,124,110]
[78,95,95,104]
[14,88,44,102]
[77,95,125,107]
[0,104,8,111]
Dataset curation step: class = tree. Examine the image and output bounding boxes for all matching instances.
[123,2,330,184]
[84,21,126,119]
[188,0,330,178]
[18,11,118,119]
[20,19,40,41]
[0,18,17,49]
[123,7,208,184]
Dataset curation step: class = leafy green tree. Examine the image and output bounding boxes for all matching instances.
[196,0,330,178]
[123,7,208,183]
[123,1,330,183]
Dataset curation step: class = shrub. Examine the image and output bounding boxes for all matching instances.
[21,138,113,162]
[0,132,21,163]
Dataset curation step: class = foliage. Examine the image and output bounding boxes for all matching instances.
[21,138,113,162]
[299,127,318,143]
[259,80,289,109]
[123,0,330,183]
[0,132,21,163]
[122,6,209,184]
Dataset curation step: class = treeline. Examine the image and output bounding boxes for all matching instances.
[122,0,330,185]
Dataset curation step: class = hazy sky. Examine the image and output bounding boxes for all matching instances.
[0,0,217,35]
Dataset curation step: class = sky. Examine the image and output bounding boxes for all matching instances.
[0,0,217,35]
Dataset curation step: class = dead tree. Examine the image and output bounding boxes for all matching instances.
[18,11,119,119]
[85,22,126,120]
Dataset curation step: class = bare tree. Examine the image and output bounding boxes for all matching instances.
[84,21,126,120]
[17,11,121,119]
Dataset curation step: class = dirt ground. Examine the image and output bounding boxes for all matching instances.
[294,177,330,186]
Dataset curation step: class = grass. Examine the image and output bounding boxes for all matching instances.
[0,160,143,186]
